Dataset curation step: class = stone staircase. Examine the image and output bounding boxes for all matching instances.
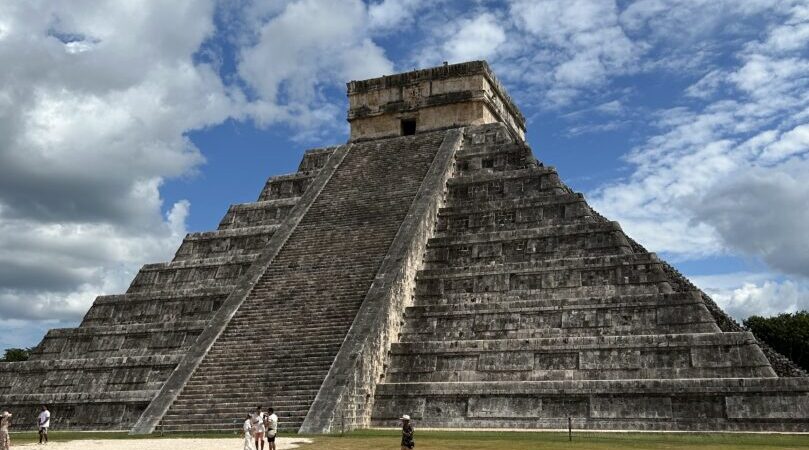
[0,148,335,430]
[156,131,448,432]
[371,123,809,431]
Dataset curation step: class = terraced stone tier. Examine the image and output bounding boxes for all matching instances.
[372,378,809,431]
[455,142,534,174]
[0,355,181,430]
[258,172,317,201]
[435,193,592,233]
[32,321,206,359]
[157,131,449,432]
[172,225,280,261]
[296,147,335,172]
[387,332,775,382]
[447,167,568,202]
[126,255,256,294]
[80,288,229,327]
[425,222,633,268]
[0,391,155,431]
[0,355,182,395]
[417,253,673,296]
[217,198,299,230]
[402,292,718,340]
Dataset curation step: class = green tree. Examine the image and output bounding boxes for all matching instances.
[1,347,33,362]
[744,311,809,372]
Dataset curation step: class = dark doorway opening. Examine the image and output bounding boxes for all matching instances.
[401,119,417,136]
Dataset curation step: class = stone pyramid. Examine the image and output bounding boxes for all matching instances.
[1,61,807,433]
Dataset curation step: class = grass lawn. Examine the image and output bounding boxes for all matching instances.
[8,429,809,449]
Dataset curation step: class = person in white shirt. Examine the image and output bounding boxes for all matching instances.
[243,414,254,450]
[1,410,12,450]
[264,408,278,450]
[251,406,266,450]
[38,405,50,445]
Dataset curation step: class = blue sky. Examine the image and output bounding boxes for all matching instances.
[1,0,808,352]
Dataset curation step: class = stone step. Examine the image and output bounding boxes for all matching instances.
[258,172,317,201]
[175,385,320,395]
[217,197,300,230]
[173,225,279,261]
[195,358,335,371]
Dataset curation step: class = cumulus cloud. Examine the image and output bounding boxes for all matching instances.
[415,11,507,66]
[589,2,809,280]
[0,0,238,324]
[368,0,431,32]
[237,0,393,137]
[506,0,641,106]
[692,273,809,320]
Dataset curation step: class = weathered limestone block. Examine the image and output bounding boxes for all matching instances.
[468,396,541,418]
[726,395,809,419]
[478,352,534,372]
[590,396,672,419]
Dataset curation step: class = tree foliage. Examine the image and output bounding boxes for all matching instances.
[744,311,809,372]
[0,347,33,362]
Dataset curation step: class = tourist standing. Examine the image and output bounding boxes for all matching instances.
[251,406,266,450]
[265,408,278,450]
[243,414,254,450]
[38,405,50,445]
[400,414,414,450]
[0,411,11,450]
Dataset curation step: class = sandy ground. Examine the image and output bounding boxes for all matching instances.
[16,437,313,449]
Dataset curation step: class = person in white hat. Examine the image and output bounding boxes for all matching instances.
[400,414,414,450]
[0,411,12,450]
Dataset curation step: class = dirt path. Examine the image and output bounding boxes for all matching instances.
[16,437,312,449]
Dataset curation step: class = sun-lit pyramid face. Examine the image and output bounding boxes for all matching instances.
[346,60,526,142]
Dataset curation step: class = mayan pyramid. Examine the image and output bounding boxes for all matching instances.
[1,61,807,433]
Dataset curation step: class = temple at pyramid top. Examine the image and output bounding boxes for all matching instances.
[347,60,526,141]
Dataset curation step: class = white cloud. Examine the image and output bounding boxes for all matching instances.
[692,273,809,320]
[368,0,429,32]
[443,13,507,63]
[760,123,809,162]
[237,0,393,137]
[589,3,809,279]
[415,11,507,66]
[0,0,239,326]
[507,0,641,105]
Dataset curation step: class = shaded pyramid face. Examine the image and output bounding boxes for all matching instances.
[0,61,807,433]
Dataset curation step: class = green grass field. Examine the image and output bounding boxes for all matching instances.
[8,429,809,449]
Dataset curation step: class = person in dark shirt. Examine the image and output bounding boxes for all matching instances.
[400,414,414,449]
